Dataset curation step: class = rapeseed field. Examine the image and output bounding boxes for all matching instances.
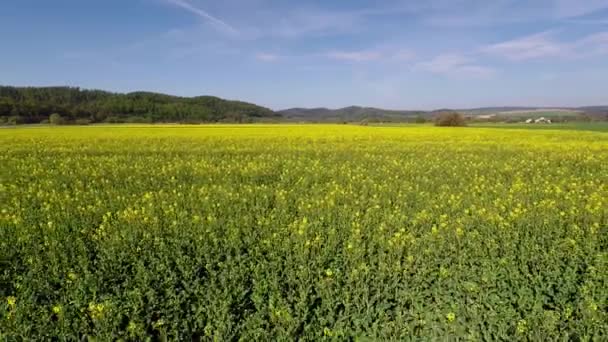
[1,125,607,340]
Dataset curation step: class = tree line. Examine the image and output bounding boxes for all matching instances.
[0,86,279,124]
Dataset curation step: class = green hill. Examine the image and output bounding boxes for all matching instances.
[2,85,606,125]
[0,86,279,124]
[279,106,426,122]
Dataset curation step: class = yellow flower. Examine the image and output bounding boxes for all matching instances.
[128,321,139,333]
[446,312,456,323]
[52,305,62,314]
[7,296,16,307]
[88,302,106,320]
[516,319,527,334]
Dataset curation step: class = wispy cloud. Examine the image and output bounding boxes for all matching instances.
[163,0,239,36]
[553,0,608,18]
[258,7,367,39]
[564,18,608,25]
[324,47,415,63]
[417,0,608,27]
[326,50,382,62]
[255,52,281,62]
[414,53,495,78]
[482,30,608,61]
[481,31,567,61]
[252,47,415,64]
[422,0,532,28]
[577,31,608,54]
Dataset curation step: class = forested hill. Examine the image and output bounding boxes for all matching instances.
[0,86,279,124]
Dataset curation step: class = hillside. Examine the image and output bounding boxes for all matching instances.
[577,106,608,119]
[1,85,606,124]
[281,105,607,123]
[0,86,279,124]
[461,106,608,120]
[279,106,425,122]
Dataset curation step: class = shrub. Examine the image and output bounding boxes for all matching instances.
[415,116,427,124]
[125,116,152,124]
[104,116,125,123]
[435,112,466,127]
[49,113,64,125]
[180,118,203,124]
[75,118,92,125]
[7,115,25,125]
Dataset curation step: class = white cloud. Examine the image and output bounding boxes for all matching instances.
[252,47,415,64]
[324,47,415,63]
[391,50,417,61]
[576,31,608,55]
[415,53,472,73]
[578,31,608,45]
[163,0,239,36]
[269,9,361,38]
[326,50,383,62]
[482,30,608,61]
[415,53,495,78]
[481,31,567,61]
[255,52,280,62]
[417,0,608,27]
[553,0,608,18]
[565,18,608,24]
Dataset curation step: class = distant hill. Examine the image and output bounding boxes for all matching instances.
[0,86,279,124]
[280,105,607,122]
[279,106,426,122]
[460,106,608,121]
[459,107,540,115]
[577,106,608,116]
[1,85,606,124]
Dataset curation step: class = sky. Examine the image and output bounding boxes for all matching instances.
[1,0,607,110]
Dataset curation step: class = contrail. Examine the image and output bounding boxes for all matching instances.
[165,0,239,35]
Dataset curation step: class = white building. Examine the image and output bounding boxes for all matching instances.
[534,117,552,124]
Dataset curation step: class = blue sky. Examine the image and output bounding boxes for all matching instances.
[1,0,607,110]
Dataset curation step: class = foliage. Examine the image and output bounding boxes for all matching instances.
[1,125,607,340]
[435,112,467,127]
[74,118,92,125]
[0,86,278,124]
[49,113,64,125]
[124,116,152,124]
[414,116,428,123]
[6,115,25,125]
[280,106,426,123]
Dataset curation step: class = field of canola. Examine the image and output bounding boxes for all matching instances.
[1,125,607,340]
